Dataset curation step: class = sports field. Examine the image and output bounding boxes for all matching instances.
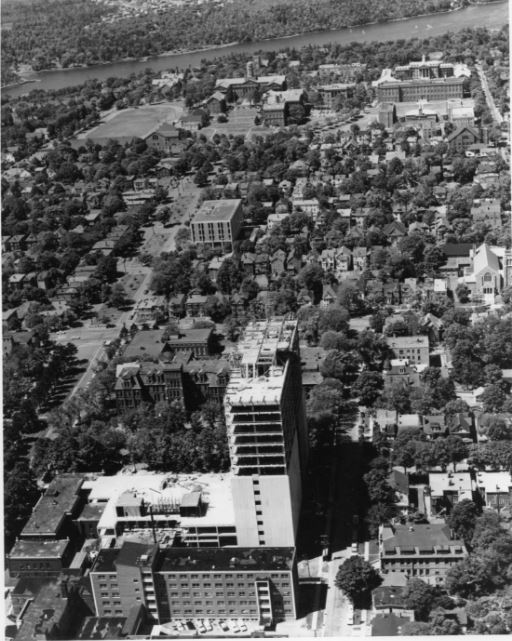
[81,101,183,142]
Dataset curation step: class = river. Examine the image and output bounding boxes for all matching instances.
[4,1,508,98]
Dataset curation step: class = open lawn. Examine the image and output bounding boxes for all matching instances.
[79,101,183,142]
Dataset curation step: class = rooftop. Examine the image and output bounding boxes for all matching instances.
[93,544,295,574]
[386,335,429,349]
[82,472,235,534]
[428,472,474,498]
[22,475,83,537]
[475,471,512,493]
[8,538,71,559]
[192,199,242,223]
[14,581,70,641]
[158,546,295,573]
[381,523,466,554]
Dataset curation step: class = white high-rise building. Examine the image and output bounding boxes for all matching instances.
[224,318,308,547]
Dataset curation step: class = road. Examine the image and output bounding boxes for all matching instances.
[475,61,503,125]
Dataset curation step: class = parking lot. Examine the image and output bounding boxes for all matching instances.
[150,618,259,638]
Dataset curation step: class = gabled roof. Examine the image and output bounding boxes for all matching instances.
[473,243,500,274]
[446,125,479,142]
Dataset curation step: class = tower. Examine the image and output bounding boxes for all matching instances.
[224,318,308,547]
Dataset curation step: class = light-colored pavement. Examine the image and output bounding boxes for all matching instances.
[475,61,503,125]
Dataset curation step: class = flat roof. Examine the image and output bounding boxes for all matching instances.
[193,199,242,223]
[226,368,287,405]
[82,472,235,533]
[428,472,474,498]
[22,475,83,537]
[8,538,70,559]
[158,546,295,573]
[386,335,429,349]
[475,471,512,493]
[92,545,295,574]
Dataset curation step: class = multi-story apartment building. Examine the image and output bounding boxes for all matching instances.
[224,318,308,548]
[190,199,243,252]
[90,541,297,625]
[386,335,430,366]
[380,524,467,586]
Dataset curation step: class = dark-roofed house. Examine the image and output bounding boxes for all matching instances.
[144,123,182,155]
[446,125,479,153]
[371,613,413,636]
[90,542,297,624]
[380,523,467,585]
[372,585,412,616]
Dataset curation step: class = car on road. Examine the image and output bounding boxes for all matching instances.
[220,621,230,632]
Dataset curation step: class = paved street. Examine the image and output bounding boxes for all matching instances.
[475,61,503,125]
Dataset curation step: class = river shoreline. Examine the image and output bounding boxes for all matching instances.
[2,1,507,96]
[3,0,507,90]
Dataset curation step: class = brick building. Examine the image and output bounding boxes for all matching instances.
[380,524,467,585]
[90,542,297,625]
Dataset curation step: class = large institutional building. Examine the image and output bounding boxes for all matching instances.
[10,318,308,630]
[374,56,470,103]
[190,199,244,252]
[225,319,308,548]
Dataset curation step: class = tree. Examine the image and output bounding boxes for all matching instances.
[353,371,383,407]
[215,257,243,295]
[317,305,349,334]
[380,380,411,414]
[480,382,508,413]
[307,378,346,418]
[320,350,360,384]
[109,282,127,308]
[298,263,323,303]
[446,556,494,598]
[403,579,438,621]
[447,499,481,545]
[400,621,434,635]
[335,556,381,604]
[363,469,396,504]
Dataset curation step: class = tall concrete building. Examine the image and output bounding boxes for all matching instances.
[224,318,308,548]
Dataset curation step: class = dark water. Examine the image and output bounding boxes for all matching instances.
[4,1,508,98]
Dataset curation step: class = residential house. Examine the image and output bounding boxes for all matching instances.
[474,471,512,511]
[144,124,182,155]
[428,472,475,516]
[383,359,423,388]
[447,413,475,442]
[386,335,430,366]
[184,293,209,318]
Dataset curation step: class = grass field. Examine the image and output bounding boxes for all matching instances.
[81,102,183,142]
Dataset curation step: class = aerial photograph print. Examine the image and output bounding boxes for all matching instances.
[1,0,511,639]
